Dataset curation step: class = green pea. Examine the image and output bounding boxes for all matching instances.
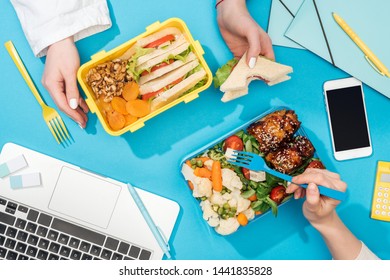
[190,158,197,165]
[223,203,230,209]
[201,196,207,201]
[196,160,203,167]
[218,207,224,215]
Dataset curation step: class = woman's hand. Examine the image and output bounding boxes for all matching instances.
[42,37,89,128]
[287,168,347,229]
[216,0,274,67]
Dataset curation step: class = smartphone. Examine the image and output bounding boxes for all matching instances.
[323,77,372,161]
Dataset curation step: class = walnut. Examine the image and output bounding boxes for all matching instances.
[86,59,130,102]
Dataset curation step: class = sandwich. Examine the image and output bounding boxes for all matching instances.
[122,27,208,111]
[214,52,293,102]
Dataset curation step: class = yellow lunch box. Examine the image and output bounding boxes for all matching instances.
[77,18,213,136]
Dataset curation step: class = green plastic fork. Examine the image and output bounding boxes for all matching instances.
[5,41,70,145]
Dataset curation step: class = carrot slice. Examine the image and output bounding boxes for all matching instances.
[186,160,192,167]
[194,167,212,180]
[124,114,138,126]
[107,111,126,131]
[111,97,128,115]
[248,194,257,202]
[122,82,140,101]
[237,213,248,226]
[126,99,150,117]
[187,180,194,190]
[211,161,222,192]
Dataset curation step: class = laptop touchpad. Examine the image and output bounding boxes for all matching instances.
[49,166,121,229]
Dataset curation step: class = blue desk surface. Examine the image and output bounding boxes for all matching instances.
[1,0,389,260]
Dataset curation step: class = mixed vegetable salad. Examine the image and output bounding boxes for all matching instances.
[181,120,324,235]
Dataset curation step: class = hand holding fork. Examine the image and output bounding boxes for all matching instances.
[227,149,347,201]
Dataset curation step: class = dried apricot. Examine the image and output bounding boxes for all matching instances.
[111,97,128,115]
[122,81,140,101]
[125,100,150,117]
[124,114,138,126]
[106,110,126,131]
[98,95,113,113]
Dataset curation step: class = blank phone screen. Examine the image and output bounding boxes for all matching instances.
[326,85,370,152]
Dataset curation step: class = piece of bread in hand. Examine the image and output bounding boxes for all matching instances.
[220,53,293,102]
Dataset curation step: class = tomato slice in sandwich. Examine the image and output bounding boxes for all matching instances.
[145,34,176,48]
[142,77,184,101]
[140,59,175,77]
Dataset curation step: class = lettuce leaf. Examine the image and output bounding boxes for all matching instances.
[126,46,154,82]
[180,77,207,97]
[213,58,239,88]
[166,46,192,63]
[184,64,202,79]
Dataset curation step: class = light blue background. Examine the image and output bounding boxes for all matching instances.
[0,0,389,260]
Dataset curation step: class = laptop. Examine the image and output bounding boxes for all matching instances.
[0,142,180,260]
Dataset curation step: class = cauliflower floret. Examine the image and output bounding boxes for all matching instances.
[222,168,243,191]
[237,197,251,213]
[231,190,251,213]
[222,192,232,201]
[215,217,240,235]
[192,177,212,198]
[241,207,255,221]
[228,198,237,209]
[200,200,220,227]
[210,192,227,206]
[203,159,213,171]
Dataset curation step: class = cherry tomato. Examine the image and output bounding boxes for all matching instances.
[223,135,244,151]
[242,167,251,180]
[270,185,286,205]
[145,34,175,48]
[306,160,325,169]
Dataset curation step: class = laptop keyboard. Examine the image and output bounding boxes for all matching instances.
[0,197,152,260]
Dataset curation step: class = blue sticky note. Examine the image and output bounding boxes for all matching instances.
[0,163,10,178]
[268,0,304,49]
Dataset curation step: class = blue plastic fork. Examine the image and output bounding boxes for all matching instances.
[227,150,347,201]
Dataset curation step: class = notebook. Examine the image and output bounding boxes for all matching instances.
[0,142,180,260]
[285,0,390,99]
[268,0,304,49]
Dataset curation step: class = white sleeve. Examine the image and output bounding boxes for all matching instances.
[11,0,112,57]
[355,242,380,260]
